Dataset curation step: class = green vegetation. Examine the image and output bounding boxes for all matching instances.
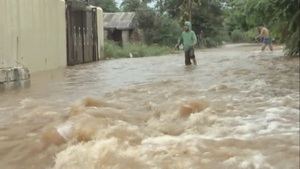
[95,0,299,57]
[224,0,299,56]
[94,0,119,12]
[137,9,182,46]
[104,40,173,59]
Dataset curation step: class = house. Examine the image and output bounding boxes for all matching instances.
[103,12,140,45]
[0,0,104,88]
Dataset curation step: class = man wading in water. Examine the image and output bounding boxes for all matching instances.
[176,21,198,65]
[256,26,273,52]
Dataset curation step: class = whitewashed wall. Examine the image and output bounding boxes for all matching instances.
[0,0,66,73]
[0,0,104,73]
[96,7,104,60]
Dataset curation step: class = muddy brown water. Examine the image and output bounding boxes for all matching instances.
[0,44,299,169]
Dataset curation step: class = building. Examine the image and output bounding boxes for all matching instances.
[103,12,140,45]
[0,0,104,72]
[0,0,104,88]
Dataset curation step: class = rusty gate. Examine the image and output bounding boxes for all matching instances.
[66,1,98,66]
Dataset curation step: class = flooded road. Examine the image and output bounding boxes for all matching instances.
[0,44,299,169]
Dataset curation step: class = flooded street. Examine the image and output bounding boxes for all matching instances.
[0,44,299,169]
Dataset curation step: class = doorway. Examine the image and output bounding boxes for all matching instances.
[66,2,98,66]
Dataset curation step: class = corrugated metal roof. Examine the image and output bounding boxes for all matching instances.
[103,12,137,30]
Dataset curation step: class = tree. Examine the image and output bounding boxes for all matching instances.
[136,5,181,46]
[94,0,119,12]
[155,0,201,22]
[161,0,225,47]
[121,0,143,12]
[225,0,299,56]
[120,0,155,12]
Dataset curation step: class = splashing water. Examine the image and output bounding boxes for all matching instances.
[0,44,299,169]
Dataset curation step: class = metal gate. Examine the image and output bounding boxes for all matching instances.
[66,2,98,66]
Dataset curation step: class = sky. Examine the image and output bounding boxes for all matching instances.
[115,0,155,8]
[115,0,122,7]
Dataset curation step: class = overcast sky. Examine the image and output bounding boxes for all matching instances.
[115,0,155,8]
[115,0,122,7]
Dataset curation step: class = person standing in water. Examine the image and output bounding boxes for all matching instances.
[256,26,273,51]
[176,21,198,65]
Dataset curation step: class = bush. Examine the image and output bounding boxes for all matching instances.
[203,37,220,48]
[154,16,182,46]
[229,29,260,43]
[104,40,173,59]
[218,30,231,43]
[231,29,248,42]
[103,41,122,58]
[136,8,181,47]
[245,28,258,42]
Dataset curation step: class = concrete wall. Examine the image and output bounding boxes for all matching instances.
[0,0,19,68]
[0,0,66,73]
[0,67,30,90]
[104,30,108,40]
[0,1,104,73]
[96,7,104,60]
[122,30,129,46]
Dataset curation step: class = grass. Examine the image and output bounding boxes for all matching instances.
[104,40,174,59]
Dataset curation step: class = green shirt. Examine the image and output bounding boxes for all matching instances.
[179,30,197,51]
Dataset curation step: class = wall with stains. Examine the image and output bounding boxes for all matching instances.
[96,7,104,60]
[0,0,104,73]
[0,0,67,73]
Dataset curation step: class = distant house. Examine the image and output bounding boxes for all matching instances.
[103,12,140,45]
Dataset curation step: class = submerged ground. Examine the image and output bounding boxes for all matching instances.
[0,44,299,169]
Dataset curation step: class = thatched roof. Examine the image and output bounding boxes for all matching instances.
[103,12,137,30]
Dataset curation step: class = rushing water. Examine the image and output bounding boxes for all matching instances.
[0,44,299,169]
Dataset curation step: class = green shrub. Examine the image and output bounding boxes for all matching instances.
[218,31,231,43]
[137,8,181,47]
[229,29,258,43]
[103,40,123,58]
[202,37,221,48]
[245,28,258,42]
[231,29,247,42]
[104,40,173,59]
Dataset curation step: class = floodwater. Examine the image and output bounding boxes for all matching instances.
[0,44,299,169]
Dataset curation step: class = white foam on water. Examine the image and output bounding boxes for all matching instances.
[250,79,268,90]
[267,95,300,108]
[223,152,274,169]
[20,98,37,109]
[49,95,299,169]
